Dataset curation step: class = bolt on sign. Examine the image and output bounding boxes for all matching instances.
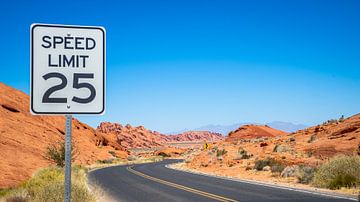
[30,24,105,115]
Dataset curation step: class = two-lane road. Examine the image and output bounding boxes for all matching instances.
[88,159,356,202]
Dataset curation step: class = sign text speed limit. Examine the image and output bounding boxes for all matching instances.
[30,24,105,115]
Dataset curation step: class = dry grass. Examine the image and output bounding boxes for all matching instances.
[313,155,360,189]
[1,166,96,202]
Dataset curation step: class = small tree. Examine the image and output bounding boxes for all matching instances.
[45,140,77,167]
[216,149,227,157]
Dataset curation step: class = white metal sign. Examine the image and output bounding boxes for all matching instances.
[30,24,105,115]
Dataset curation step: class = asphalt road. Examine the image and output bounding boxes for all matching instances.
[88,159,356,202]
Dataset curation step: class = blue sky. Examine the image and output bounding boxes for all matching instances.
[0,0,359,133]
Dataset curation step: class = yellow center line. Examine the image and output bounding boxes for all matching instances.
[126,166,238,202]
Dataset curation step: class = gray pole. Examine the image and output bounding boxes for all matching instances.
[64,115,72,202]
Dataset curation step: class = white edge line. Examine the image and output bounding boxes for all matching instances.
[165,163,358,201]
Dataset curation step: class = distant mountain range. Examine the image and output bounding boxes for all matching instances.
[168,121,308,135]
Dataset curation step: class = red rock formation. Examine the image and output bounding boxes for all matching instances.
[226,124,288,141]
[166,131,224,142]
[96,122,166,149]
[0,82,121,188]
[295,114,360,158]
[97,122,225,149]
[154,147,187,157]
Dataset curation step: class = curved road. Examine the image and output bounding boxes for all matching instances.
[88,159,356,202]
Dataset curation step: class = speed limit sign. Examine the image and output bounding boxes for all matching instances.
[30,24,105,115]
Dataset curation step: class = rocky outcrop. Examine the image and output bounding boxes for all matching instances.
[226,124,287,142]
[96,123,225,149]
[166,131,224,142]
[297,114,360,158]
[0,82,118,188]
[96,122,166,149]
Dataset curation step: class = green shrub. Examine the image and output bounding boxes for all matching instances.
[234,147,251,160]
[254,158,270,171]
[216,149,227,157]
[297,165,316,184]
[97,158,116,164]
[254,157,281,171]
[339,115,345,122]
[328,174,357,190]
[288,137,296,142]
[0,188,13,197]
[313,155,360,189]
[127,155,137,161]
[108,151,116,157]
[323,119,338,125]
[271,163,286,173]
[307,135,317,143]
[158,152,171,158]
[273,144,291,153]
[45,141,77,167]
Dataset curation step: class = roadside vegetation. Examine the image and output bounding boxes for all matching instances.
[1,140,165,201]
[255,155,360,189]
[313,155,360,189]
[1,140,95,202]
[44,140,77,167]
[1,166,96,202]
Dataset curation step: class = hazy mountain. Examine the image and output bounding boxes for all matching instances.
[168,122,307,135]
[266,121,307,133]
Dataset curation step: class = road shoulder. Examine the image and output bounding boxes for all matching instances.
[166,161,359,201]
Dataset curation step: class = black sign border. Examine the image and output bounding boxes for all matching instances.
[30,24,105,115]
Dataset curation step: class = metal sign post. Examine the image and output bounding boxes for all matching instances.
[64,115,72,202]
[30,23,106,202]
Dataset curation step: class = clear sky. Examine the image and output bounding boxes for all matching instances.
[0,0,359,133]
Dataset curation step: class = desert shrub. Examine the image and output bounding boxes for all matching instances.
[96,159,114,164]
[45,140,77,167]
[108,151,116,157]
[0,188,13,197]
[254,157,281,171]
[273,144,291,153]
[307,135,317,143]
[288,137,296,142]
[271,163,286,173]
[313,155,360,189]
[339,115,345,122]
[297,165,316,184]
[254,158,269,171]
[216,149,227,157]
[281,165,300,178]
[281,165,316,184]
[323,119,338,125]
[234,147,251,160]
[127,155,137,161]
[158,152,171,158]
